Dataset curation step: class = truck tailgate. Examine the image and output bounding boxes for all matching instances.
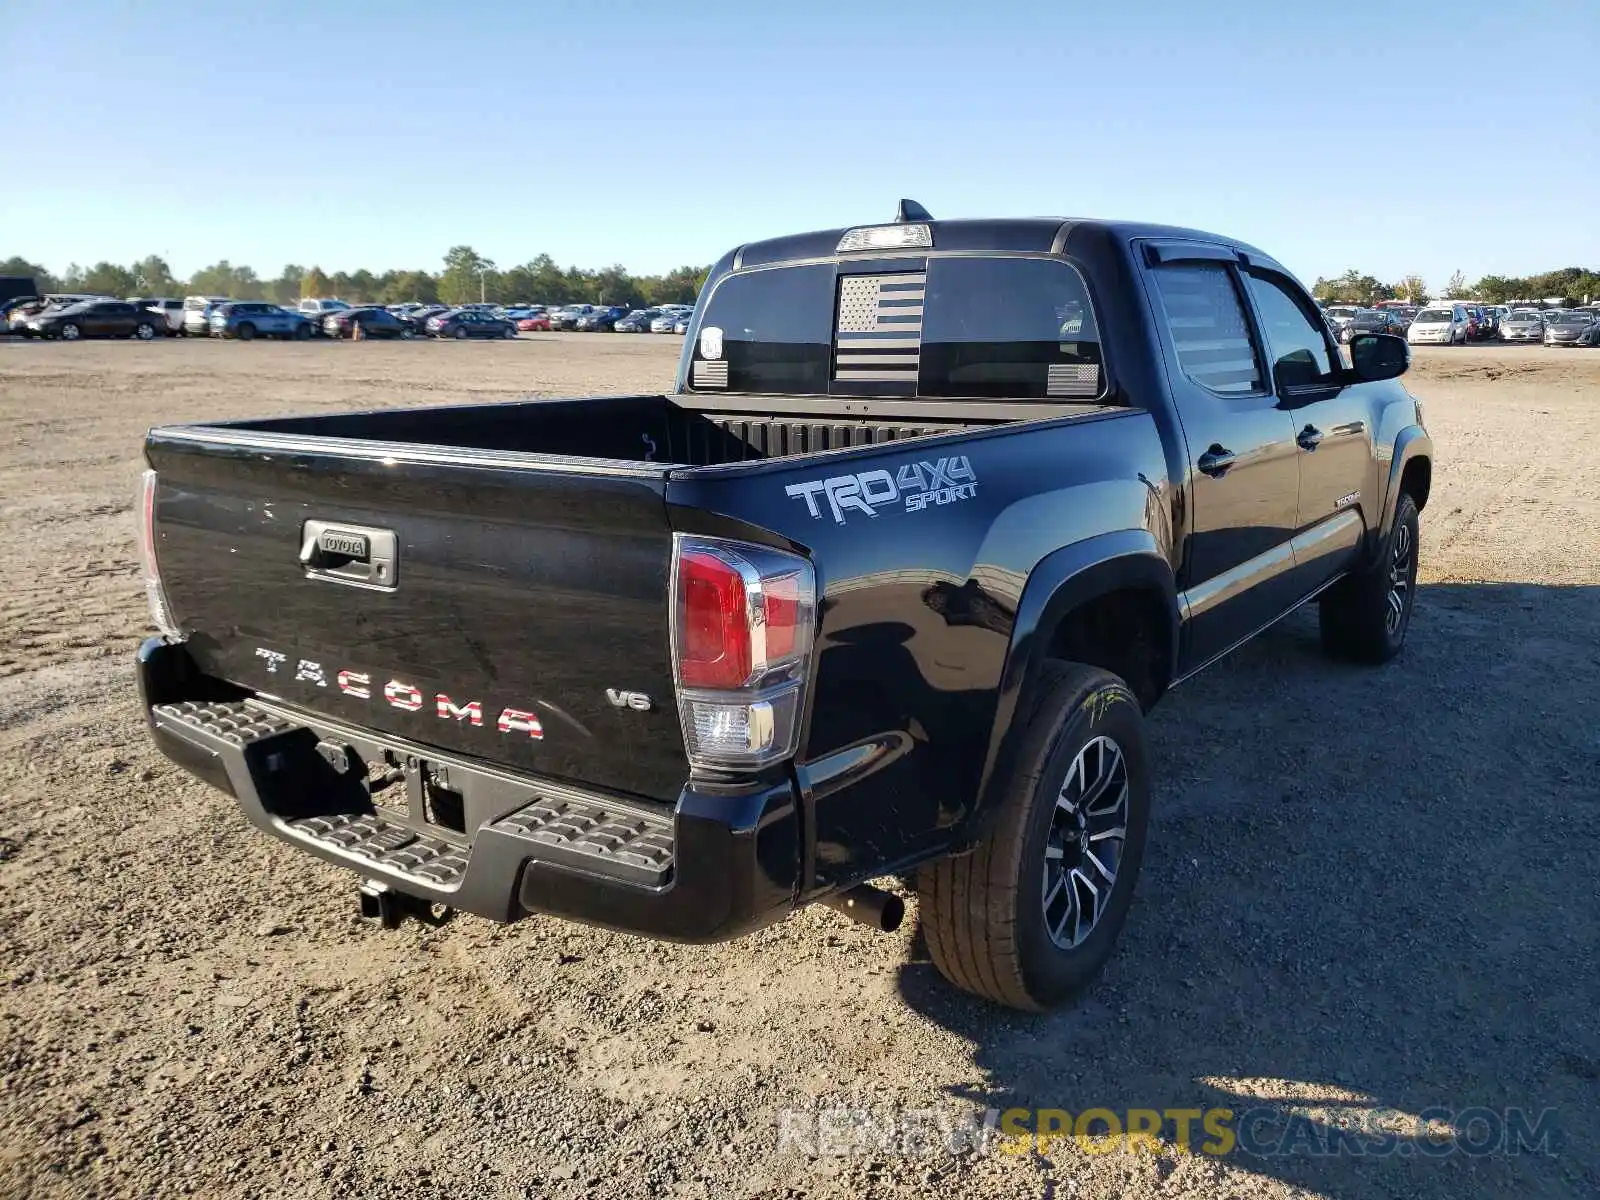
[145,430,687,803]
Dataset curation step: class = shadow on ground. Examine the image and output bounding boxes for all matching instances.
[897,583,1599,1199]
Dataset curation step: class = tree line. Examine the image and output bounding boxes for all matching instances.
[1312,267,1600,306]
[9,248,1594,311]
[0,246,712,309]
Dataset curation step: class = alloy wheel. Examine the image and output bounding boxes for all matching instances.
[1042,735,1129,949]
[1385,522,1413,636]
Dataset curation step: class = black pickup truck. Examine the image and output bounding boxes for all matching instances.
[135,203,1432,1011]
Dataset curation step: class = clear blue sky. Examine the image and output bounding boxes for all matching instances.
[4,2,1594,289]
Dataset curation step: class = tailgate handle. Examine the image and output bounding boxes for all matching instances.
[300,520,398,591]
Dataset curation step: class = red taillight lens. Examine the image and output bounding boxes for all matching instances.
[677,549,751,688]
[760,571,802,661]
[671,537,816,770]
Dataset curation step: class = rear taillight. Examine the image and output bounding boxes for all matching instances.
[671,536,815,770]
[137,469,181,637]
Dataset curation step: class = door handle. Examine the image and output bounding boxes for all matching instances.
[1197,444,1236,478]
[1297,425,1324,451]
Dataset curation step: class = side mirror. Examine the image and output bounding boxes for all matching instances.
[1348,332,1409,382]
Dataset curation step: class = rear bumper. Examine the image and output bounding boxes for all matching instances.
[136,637,800,942]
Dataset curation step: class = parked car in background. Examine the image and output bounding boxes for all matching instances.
[516,311,552,332]
[549,304,595,331]
[428,309,517,339]
[1338,309,1406,343]
[23,299,163,341]
[208,302,313,341]
[184,296,230,336]
[1323,304,1361,331]
[1544,310,1598,346]
[614,308,663,333]
[672,313,692,334]
[8,294,109,330]
[1469,307,1497,341]
[1407,305,1469,346]
[297,299,351,332]
[131,297,185,335]
[1499,310,1545,342]
[3,295,44,327]
[397,305,447,334]
[575,305,629,332]
[650,311,684,333]
[323,306,416,339]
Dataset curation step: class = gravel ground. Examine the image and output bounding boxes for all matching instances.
[1,335,1596,1200]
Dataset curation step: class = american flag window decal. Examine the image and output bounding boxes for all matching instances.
[833,272,926,384]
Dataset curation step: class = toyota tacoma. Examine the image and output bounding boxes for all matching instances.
[134,202,1432,1011]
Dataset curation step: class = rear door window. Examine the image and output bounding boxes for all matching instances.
[1150,264,1265,395]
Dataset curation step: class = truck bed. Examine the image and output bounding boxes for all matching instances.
[218,394,984,468]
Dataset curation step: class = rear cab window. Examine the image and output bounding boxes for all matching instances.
[685,256,1105,401]
[1148,263,1264,395]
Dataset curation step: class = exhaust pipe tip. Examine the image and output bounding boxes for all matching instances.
[821,884,905,933]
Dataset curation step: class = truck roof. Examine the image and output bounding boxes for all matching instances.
[731,216,1271,270]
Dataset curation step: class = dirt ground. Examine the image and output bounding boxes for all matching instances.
[1,335,1596,1200]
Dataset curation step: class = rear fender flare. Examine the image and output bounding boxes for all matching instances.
[957,530,1178,849]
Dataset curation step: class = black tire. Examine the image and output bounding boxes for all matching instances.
[236,322,256,341]
[133,322,157,340]
[454,325,469,339]
[60,322,82,341]
[292,323,311,340]
[1318,491,1420,663]
[917,662,1151,1011]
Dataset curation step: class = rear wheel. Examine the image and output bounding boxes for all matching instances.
[1319,492,1419,663]
[917,662,1150,1011]
[237,322,256,341]
[454,325,469,339]
[133,321,156,340]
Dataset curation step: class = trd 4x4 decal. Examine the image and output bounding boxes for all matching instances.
[784,456,977,524]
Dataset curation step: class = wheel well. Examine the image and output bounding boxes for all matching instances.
[1043,587,1172,711]
[1400,456,1431,511]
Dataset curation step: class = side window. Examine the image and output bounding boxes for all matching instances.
[1245,274,1335,389]
[1150,263,1264,396]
